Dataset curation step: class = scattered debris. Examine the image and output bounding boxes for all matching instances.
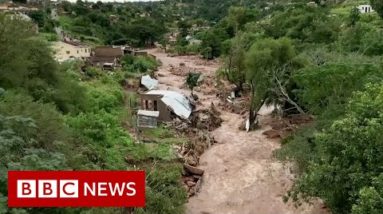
[262,129,281,139]
[216,88,249,114]
[182,164,204,197]
[168,107,221,197]
[169,64,197,76]
[262,114,314,139]
[190,103,222,131]
[184,164,204,176]
[140,75,158,90]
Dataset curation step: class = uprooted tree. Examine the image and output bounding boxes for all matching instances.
[244,37,305,128]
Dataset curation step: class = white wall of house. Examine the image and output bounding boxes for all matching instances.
[52,41,91,62]
[358,5,374,14]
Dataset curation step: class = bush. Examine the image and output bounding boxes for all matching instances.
[123,55,159,73]
[135,163,187,214]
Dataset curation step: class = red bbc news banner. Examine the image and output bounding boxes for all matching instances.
[7,171,145,207]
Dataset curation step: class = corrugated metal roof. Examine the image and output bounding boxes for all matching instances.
[141,75,158,90]
[146,90,192,119]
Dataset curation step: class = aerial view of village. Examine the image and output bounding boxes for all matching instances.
[1,0,383,213]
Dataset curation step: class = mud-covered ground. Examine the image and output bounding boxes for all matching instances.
[147,48,328,214]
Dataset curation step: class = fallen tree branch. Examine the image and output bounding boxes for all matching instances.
[273,68,305,115]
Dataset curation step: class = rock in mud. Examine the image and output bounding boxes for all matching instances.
[186,181,196,187]
[188,187,196,197]
[191,103,222,131]
[185,155,198,166]
[184,164,204,176]
[195,178,202,192]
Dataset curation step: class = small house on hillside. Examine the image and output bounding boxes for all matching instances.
[139,90,192,123]
[52,41,91,62]
[89,46,124,70]
[358,5,374,13]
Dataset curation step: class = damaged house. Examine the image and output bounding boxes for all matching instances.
[138,90,192,128]
[88,46,124,70]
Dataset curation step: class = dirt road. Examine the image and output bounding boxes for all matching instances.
[147,49,327,214]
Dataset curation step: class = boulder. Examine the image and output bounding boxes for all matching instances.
[186,181,196,187]
[184,164,204,175]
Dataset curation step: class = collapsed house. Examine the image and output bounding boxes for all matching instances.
[137,90,192,128]
[88,46,124,70]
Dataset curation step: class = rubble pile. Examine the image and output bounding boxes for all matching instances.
[194,76,217,96]
[168,104,223,197]
[194,58,218,67]
[262,114,313,139]
[169,64,196,76]
[171,124,215,197]
[190,103,222,131]
[182,164,203,197]
[179,130,213,196]
[172,121,216,161]
[217,97,248,115]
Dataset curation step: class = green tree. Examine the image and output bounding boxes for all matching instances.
[186,72,201,95]
[200,28,228,59]
[0,14,86,113]
[221,32,257,91]
[352,185,383,214]
[262,7,339,44]
[294,53,383,116]
[226,7,258,34]
[245,38,304,127]
[371,0,383,18]
[124,17,167,47]
[289,84,383,214]
[349,7,360,26]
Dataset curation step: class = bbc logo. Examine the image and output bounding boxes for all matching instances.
[8,171,145,207]
[17,180,79,198]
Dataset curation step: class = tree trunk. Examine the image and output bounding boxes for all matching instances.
[248,82,265,130]
[274,74,305,115]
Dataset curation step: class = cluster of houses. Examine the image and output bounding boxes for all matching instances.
[51,39,151,70]
[51,38,191,128]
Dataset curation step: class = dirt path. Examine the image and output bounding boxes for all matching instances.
[147,49,327,214]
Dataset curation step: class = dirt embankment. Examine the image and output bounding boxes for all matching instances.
[147,49,328,214]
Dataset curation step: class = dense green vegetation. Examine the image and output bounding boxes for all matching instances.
[183,0,383,213]
[0,13,186,213]
[58,0,169,46]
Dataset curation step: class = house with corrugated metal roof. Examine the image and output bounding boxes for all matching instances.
[138,90,192,128]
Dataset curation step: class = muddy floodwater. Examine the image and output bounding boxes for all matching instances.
[147,48,328,214]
